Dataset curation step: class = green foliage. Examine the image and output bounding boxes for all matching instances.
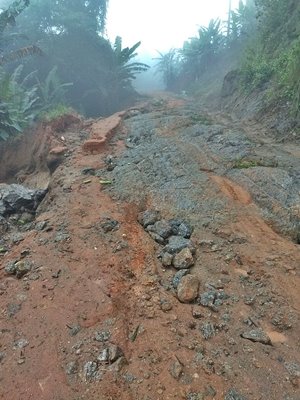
[35,66,73,112]
[112,36,149,89]
[154,49,180,90]
[0,0,41,66]
[39,104,74,122]
[239,0,300,115]
[0,65,38,140]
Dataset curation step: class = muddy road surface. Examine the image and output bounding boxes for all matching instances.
[0,94,299,400]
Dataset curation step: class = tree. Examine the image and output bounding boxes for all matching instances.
[154,49,180,91]
[0,0,42,66]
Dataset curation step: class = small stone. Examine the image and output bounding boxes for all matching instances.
[173,248,194,270]
[169,357,184,380]
[201,322,215,340]
[66,361,79,375]
[177,275,199,303]
[241,329,272,345]
[100,218,119,233]
[147,219,173,239]
[172,269,190,289]
[164,236,196,255]
[15,260,32,278]
[4,261,17,275]
[177,222,193,238]
[7,303,21,317]
[109,356,128,372]
[161,252,173,267]
[94,330,111,342]
[138,210,160,228]
[83,361,100,381]
[14,338,29,349]
[160,299,173,312]
[284,362,300,377]
[98,344,124,364]
[192,307,204,319]
[186,393,204,400]
[68,325,81,337]
[149,232,165,244]
[224,388,247,400]
[0,352,5,362]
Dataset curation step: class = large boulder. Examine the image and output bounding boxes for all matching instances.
[0,184,47,216]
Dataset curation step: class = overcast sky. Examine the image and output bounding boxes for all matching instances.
[106,0,241,55]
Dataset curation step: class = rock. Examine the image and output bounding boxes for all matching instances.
[83,361,101,381]
[0,352,5,363]
[161,252,173,267]
[172,269,190,289]
[164,236,196,255]
[100,218,119,233]
[0,184,47,216]
[109,356,128,372]
[138,210,160,228]
[14,338,29,349]
[7,303,21,317]
[173,248,194,269]
[94,330,111,342]
[201,322,215,340]
[4,261,17,275]
[224,388,247,400]
[241,329,272,345]
[168,219,193,238]
[169,357,184,380]
[49,146,68,155]
[81,168,96,176]
[66,361,79,375]
[14,260,32,279]
[186,393,204,400]
[147,219,173,240]
[68,325,81,336]
[177,275,199,303]
[149,232,165,244]
[97,344,124,364]
[284,362,300,377]
[160,299,173,312]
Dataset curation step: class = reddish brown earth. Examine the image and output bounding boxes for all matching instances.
[0,95,299,400]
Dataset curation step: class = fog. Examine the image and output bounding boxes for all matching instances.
[106,0,241,54]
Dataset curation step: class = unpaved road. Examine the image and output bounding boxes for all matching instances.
[0,94,299,400]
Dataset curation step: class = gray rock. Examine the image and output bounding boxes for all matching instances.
[169,357,184,380]
[186,393,204,400]
[138,210,160,228]
[100,218,119,233]
[164,236,196,255]
[7,303,21,317]
[224,388,247,400]
[177,275,199,303]
[14,338,29,349]
[97,344,124,364]
[66,361,79,375]
[83,361,101,381]
[147,219,173,239]
[173,247,194,269]
[168,219,193,238]
[14,260,33,279]
[201,322,215,340]
[0,183,47,216]
[69,325,81,336]
[94,330,111,342]
[149,231,165,244]
[284,362,300,377]
[0,352,5,362]
[161,252,173,267]
[241,328,272,345]
[172,269,190,289]
[5,261,17,275]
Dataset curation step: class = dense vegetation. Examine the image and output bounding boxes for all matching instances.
[0,0,148,140]
[155,0,300,119]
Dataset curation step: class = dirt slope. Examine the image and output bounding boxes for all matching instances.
[0,94,299,400]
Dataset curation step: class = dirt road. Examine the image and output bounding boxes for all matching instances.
[0,94,299,400]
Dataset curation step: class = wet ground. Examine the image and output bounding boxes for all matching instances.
[0,94,299,400]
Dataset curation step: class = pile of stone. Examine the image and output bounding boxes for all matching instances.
[138,210,200,303]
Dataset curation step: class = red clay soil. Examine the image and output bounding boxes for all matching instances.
[0,97,299,400]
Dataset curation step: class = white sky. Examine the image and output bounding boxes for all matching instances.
[106,0,241,56]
